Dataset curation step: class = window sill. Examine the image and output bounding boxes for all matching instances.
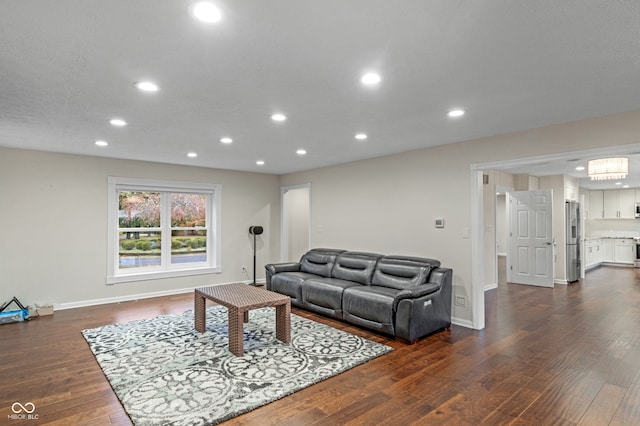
[107,266,221,284]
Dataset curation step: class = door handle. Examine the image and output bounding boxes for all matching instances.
[545,242,552,245]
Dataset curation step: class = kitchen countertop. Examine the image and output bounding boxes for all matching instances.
[585,236,639,240]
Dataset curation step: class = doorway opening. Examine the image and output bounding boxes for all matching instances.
[471,142,640,330]
[281,184,311,262]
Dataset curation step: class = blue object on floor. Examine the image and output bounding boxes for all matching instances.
[0,297,30,324]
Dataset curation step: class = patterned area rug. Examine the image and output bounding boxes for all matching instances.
[82,306,392,425]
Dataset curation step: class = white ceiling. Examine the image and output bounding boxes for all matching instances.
[2,1,640,179]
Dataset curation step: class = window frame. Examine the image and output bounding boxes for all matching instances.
[107,176,221,284]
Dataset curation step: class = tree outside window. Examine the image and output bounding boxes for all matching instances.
[108,177,220,284]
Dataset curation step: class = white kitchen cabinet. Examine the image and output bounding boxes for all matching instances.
[585,239,604,269]
[589,190,603,219]
[593,239,603,265]
[614,238,635,264]
[603,191,617,218]
[597,238,635,265]
[618,190,636,218]
[585,240,594,268]
[603,239,615,262]
[603,189,635,219]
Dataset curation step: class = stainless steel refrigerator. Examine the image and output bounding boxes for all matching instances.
[566,201,581,282]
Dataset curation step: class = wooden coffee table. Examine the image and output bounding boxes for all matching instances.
[194,283,291,356]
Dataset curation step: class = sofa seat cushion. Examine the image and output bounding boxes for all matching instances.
[302,277,362,317]
[270,272,320,307]
[342,285,401,329]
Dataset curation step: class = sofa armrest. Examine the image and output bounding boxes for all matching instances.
[265,262,301,274]
[264,262,301,290]
[394,268,453,342]
[393,283,440,310]
[392,266,451,309]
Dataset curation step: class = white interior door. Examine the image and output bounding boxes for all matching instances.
[507,189,554,287]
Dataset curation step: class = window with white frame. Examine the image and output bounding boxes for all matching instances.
[107,177,221,283]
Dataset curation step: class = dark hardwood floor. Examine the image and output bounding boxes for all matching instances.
[2,266,640,425]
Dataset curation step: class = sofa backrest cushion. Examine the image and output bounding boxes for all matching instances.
[372,256,441,289]
[299,248,345,277]
[331,252,383,285]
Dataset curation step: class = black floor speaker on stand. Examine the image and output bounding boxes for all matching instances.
[248,226,263,286]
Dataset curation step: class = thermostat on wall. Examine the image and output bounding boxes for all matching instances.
[435,218,445,228]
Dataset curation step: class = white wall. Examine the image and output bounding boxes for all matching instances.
[0,147,281,308]
[280,109,640,326]
[281,145,476,324]
[565,175,579,202]
[496,194,507,255]
[4,109,640,324]
[482,172,497,289]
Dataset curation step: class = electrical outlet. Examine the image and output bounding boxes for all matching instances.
[455,296,466,307]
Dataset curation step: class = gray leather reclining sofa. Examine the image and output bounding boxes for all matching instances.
[265,248,452,342]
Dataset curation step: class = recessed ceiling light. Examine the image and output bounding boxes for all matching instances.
[95,140,108,147]
[575,166,585,171]
[135,81,159,92]
[109,118,127,127]
[447,109,465,118]
[615,182,622,185]
[623,185,630,188]
[271,113,287,122]
[296,149,307,156]
[361,72,381,85]
[187,152,198,158]
[256,160,265,166]
[190,1,222,23]
[355,133,368,140]
[220,137,232,144]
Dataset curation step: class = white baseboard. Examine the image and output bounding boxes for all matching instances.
[601,262,634,268]
[484,282,498,291]
[54,279,266,311]
[451,317,473,329]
